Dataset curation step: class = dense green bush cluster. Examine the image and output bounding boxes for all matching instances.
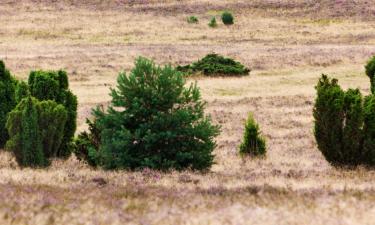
[0,61,17,147]
[313,74,375,167]
[28,70,77,158]
[6,97,67,167]
[221,11,234,25]
[239,113,266,156]
[176,53,250,76]
[75,57,220,171]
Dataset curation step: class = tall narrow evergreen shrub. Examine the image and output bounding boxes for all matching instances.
[239,113,266,156]
[28,70,77,158]
[6,97,67,167]
[0,61,17,147]
[365,56,375,94]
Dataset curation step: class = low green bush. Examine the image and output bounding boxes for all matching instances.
[208,17,217,27]
[239,113,266,156]
[187,16,199,24]
[176,53,250,76]
[75,57,220,171]
[221,11,234,25]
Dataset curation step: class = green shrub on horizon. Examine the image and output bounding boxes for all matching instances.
[75,57,220,171]
[239,113,266,156]
[365,56,375,94]
[187,16,199,24]
[176,53,250,76]
[221,11,234,25]
[208,17,217,28]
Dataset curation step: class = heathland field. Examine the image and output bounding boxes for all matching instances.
[1,1,375,224]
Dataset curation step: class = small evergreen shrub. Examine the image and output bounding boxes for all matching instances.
[0,61,17,148]
[313,74,375,167]
[365,56,375,94]
[208,17,217,27]
[28,70,77,158]
[239,113,266,156]
[176,53,250,76]
[77,57,220,171]
[187,16,199,24]
[221,11,234,25]
[74,119,101,167]
[6,97,67,167]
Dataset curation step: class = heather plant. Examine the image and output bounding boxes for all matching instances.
[221,11,234,25]
[313,74,375,167]
[208,17,217,27]
[0,61,17,148]
[187,16,199,24]
[176,53,250,76]
[6,97,67,167]
[77,57,220,171]
[28,70,77,158]
[239,113,266,156]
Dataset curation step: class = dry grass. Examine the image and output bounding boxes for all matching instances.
[1,0,375,224]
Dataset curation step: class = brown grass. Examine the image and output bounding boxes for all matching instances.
[1,0,375,224]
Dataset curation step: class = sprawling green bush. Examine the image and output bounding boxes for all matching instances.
[76,57,220,171]
[187,16,199,24]
[28,70,77,158]
[221,11,234,25]
[313,74,375,167]
[208,17,217,28]
[6,97,67,167]
[176,53,250,76]
[239,113,266,156]
[74,119,101,167]
[365,56,375,94]
[0,61,17,148]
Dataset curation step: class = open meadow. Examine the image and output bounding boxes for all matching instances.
[1,0,375,224]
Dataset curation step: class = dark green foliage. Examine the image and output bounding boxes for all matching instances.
[0,61,17,148]
[15,81,29,103]
[221,11,234,25]
[81,57,220,171]
[187,16,199,24]
[239,113,266,156]
[176,53,250,76]
[208,17,217,27]
[365,56,375,94]
[313,74,375,167]
[28,70,77,158]
[6,97,67,167]
[6,97,46,167]
[74,119,101,167]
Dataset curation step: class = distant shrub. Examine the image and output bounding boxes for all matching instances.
[208,17,217,28]
[365,56,375,94]
[221,11,234,25]
[28,70,77,158]
[239,113,266,156]
[74,119,101,167]
[78,57,220,171]
[313,74,375,167]
[187,16,199,24]
[176,53,250,76]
